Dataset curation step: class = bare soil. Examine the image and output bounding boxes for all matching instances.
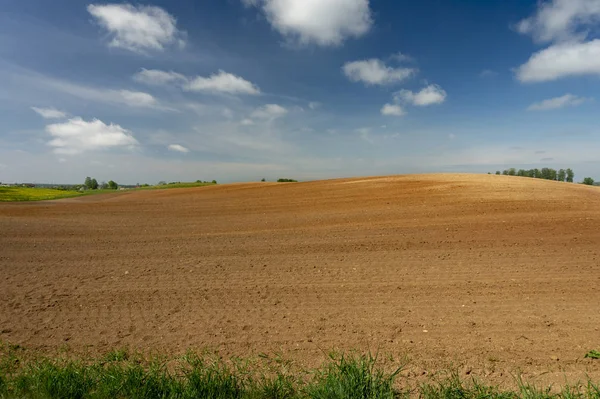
[1,174,599,385]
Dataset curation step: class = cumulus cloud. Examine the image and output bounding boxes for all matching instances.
[395,84,447,106]
[527,93,589,110]
[516,40,600,82]
[380,103,405,116]
[31,107,67,119]
[133,69,186,85]
[343,59,416,86]
[243,0,372,46]
[168,144,190,153]
[185,70,260,95]
[515,0,600,82]
[250,104,288,119]
[87,3,185,53]
[46,118,138,155]
[515,0,600,43]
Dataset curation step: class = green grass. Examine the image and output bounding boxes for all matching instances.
[0,187,85,202]
[0,181,217,202]
[0,345,599,399]
[585,350,600,360]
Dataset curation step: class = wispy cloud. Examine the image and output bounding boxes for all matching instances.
[31,107,68,119]
[168,144,190,153]
[134,68,260,95]
[380,103,405,117]
[527,94,590,111]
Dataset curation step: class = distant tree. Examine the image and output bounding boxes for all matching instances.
[108,180,118,190]
[502,170,509,175]
[583,177,595,185]
[277,178,298,183]
[100,181,108,190]
[557,169,566,182]
[508,168,517,176]
[516,169,526,177]
[84,176,93,189]
[90,178,99,190]
[158,181,167,186]
[566,168,574,183]
[495,171,501,175]
[548,168,557,181]
[211,180,217,184]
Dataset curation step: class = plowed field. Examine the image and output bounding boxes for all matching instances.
[1,174,599,383]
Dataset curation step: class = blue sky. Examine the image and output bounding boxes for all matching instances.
[1,0,600,184]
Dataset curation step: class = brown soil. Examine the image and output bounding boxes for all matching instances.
[1,174,600,385]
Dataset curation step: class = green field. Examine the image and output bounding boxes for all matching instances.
[0,187,85,202]
[0,182,217,202]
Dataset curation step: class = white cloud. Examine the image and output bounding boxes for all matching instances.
[118,90,158,107]
[516,40,600,82]
[185,70,260,95]
[240,118,255,126]
[243,0,372,46]
[168,144,190,153]
[87,3,185,53]
[479,69,498,78]
[515,0,600,43]
[308,101,321,110]
[133,68,186,85]
[250,104,288,119]
[356,127,373,144]
[380,103,405,116]
[46,117,138,155]
[527,93,589,110]
[36,74,164,109]
[515,0,600,82]
[395,84,447,106]
[31,107,67,119]
[343,59,416,85]
[390,52,414,63]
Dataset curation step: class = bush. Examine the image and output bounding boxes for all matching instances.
[583,177,595,185]
[277,178,298,183]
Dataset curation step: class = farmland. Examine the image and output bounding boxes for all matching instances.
[0,186,85,202]
[1,173,599,390]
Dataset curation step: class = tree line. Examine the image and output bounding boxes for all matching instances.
[84,176,118,190]
[493,168,595,185]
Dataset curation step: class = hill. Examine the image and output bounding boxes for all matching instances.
[1,173,599,384]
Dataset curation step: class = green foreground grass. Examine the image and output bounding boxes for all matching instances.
[1,345,599,399]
